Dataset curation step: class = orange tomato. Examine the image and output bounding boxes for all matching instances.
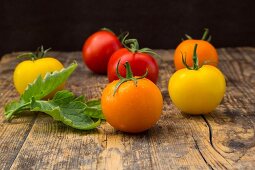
[174,29,218,70]
[101,62,163,133]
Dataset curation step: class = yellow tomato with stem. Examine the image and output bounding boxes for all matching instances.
[168,44,226,114]
[13,46,64,98]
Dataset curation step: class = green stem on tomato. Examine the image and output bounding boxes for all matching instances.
[185,34,193,40]
[100,27,114,34]
[192,44,199,70]
[207,35,212,42]
[113,60,148,96]
[201,28,209,40]
[124,61,134,78]
[121,32,161,58]
[181,44,201,70]
[183,28,212,42]
[17,46,51,61]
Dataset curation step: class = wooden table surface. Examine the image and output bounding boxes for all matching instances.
[0,47,254,169]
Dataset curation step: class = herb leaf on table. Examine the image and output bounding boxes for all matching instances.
[4,62,104,130]
[22,62,77,102]
[31,90,101,130]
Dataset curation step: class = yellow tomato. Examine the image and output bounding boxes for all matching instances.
[169,49,226,114]
[14,56,64,98]
[168,44,226,114]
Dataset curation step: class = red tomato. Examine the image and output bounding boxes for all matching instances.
[82,30,122,74]
[107,48,159,83]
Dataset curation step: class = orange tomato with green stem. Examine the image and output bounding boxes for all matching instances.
[174,28,218,70]
[101,60,163,133]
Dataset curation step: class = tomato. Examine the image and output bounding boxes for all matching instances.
[82,29,122,74]
[174,28,218,70]
[108,48,158,83]
[102,61,163,133]
[13,47,64,98]
[107,35,159,83]
[168,44,226,114]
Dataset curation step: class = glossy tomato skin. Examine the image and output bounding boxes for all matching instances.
[107,48,159,83]
[101,78,163,133]
[82,30,122,74]
[174,40,218,70]
[13,57,64,98]
[168,65,226,114]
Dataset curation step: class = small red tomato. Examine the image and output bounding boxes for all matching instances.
[82,29,122,74]
[107,34,159,83]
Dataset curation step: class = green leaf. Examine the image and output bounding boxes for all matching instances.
[74,96,86,102]
[51,90,76,105]
[4,100,29,120]
[85,100,105,119]
[30,91,101,130]
[4,62,104,130]
[4,62,78,120]
[21,62,78,102]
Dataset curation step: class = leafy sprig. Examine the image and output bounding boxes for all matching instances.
[4,62,104,130]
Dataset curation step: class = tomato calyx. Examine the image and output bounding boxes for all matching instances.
[201,28,211,41]
[17,46,51,61]
[113,60,148,96]
[184,28,212,42]
[100,27,128,43]
[182,44,201,70]
[121,33,160,58]
[100,27,115,34]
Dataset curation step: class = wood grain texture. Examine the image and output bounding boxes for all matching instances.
[0,47,254,169]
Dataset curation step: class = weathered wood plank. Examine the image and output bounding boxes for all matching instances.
[154,58,233,169]
[0,47,254,169]
[0,52,74,170]
[0,54,37,170]
[201,47,255,168]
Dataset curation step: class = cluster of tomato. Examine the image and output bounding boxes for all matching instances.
[82,28,226,133]
[13,28,226,133]
[82,29,159,83]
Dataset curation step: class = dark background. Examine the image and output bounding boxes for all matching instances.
[1,0,255,56]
